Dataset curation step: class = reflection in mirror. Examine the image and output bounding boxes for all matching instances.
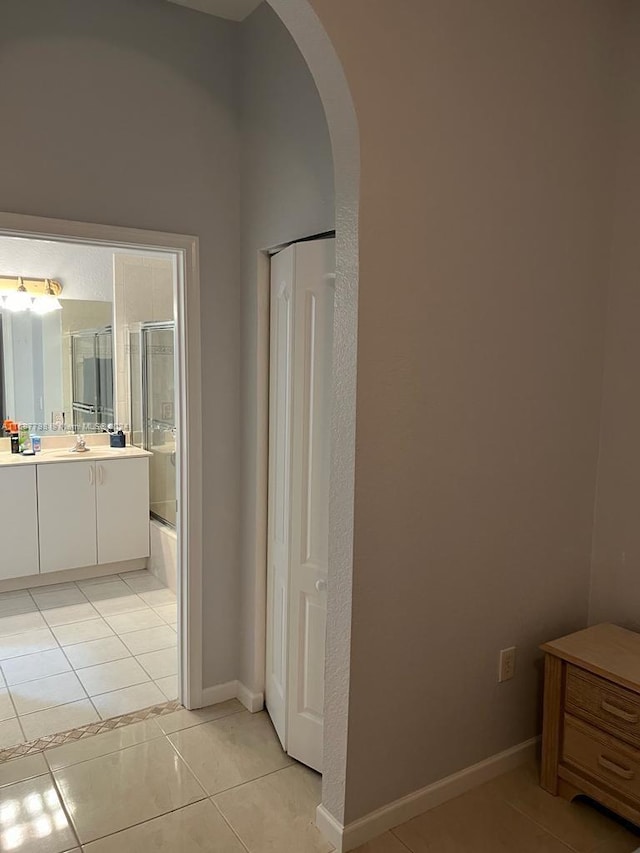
[0,299,113,433]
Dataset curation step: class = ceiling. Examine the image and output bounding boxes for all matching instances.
[166,0,261,22]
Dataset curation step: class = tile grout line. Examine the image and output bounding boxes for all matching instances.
[5,616,172,699]
[2,670,27,744]
[209,761,298,801]
[43,701,244,772]
[70,794,211,849]
[13,620,94,734]
[53,619,95,712]
[44,716,167,772]
[2,587,70,748]
[3,583,86,743]
[49,760,84,851]
[501,799,591,853]
[161,724,294,801]
[47,696,213,848]
[475,764,613,852]
[0,699,182,761]
[210,798,252,853]
[53,720,279,852]
[1,573,176,752]
[388,827,425,852]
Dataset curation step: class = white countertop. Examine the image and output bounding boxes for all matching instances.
[0,445,152,468]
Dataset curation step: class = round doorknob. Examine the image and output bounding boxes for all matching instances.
[315,579,327,593]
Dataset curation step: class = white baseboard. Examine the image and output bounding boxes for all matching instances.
[316,804,345,851]
[0,558,147,593]
[317,736,538,853]
[236,681,265,713]
[199,680,265,713]
[199,681,238,707]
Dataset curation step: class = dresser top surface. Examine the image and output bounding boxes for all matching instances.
[542,623,640,693]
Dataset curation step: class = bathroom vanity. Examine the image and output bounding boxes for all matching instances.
[0,446,151,581]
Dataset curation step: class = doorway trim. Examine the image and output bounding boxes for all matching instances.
[0,210,203,710]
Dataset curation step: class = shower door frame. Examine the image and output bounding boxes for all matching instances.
[0,210,204,712]
[138,321,177,529]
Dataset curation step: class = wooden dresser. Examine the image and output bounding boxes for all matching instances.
[541,623,640,826]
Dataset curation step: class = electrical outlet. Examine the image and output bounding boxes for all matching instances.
[499,647,516,683]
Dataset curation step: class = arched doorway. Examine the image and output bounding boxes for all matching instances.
[262,0,360,834]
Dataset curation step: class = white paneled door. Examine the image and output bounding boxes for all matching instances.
[266,238,334,773]
[266,245,294,748]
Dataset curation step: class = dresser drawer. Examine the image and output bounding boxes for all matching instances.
[562,715,640,801]
[566,665,640,749]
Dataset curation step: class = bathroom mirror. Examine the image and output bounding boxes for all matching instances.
[0,299,114,434]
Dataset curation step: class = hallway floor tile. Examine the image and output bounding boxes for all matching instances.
[1,699,639,853]
[0,571,177,750]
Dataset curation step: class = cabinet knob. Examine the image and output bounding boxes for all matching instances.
[315,579,327,593]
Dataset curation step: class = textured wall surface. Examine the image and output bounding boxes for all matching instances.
[0,236,114,302]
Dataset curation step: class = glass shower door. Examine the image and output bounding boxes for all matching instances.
[143,324,176,528]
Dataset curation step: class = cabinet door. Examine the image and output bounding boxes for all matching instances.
[38,462,98,573]
[96,458,149,564]
[0,466,40,580]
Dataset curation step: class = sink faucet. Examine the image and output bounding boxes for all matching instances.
[72,434,87,452]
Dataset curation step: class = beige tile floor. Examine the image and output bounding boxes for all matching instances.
[1,696,640,853]
[0,571,177,748]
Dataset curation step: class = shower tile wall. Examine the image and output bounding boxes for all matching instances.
[112,254,174,429]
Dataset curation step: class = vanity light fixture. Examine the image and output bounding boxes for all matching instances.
[0,276,63,313]
[4,278,33,312]
[31,279,63,315]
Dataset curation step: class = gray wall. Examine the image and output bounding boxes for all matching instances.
[309,0,621,823]
[238,3,335,691]
[0,0,242,687]
[590,3,640,627]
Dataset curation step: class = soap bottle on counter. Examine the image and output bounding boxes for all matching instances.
[18,424,33,454]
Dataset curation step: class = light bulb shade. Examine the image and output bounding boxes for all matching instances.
[31,294,62,315]
[4,289,33,312]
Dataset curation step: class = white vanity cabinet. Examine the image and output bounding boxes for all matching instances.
[0,449,153,581]
[38,456,150,574]
[0,467,39,580]
[38,461,98,573]
[96,458,150,565]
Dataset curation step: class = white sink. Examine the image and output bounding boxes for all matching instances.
[42,448,91,458]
